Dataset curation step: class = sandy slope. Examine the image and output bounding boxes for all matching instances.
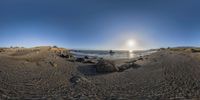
[0,47,77,99]
[75,50,200,99]
[0,47,200,99]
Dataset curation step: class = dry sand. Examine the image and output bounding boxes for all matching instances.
[0,47,200,99]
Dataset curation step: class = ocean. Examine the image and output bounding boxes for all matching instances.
[70,49,157,60]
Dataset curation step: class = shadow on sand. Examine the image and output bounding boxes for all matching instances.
[77,64,115,76]
[77,64,98,76]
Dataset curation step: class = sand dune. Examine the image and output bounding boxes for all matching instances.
[0,47,200,99]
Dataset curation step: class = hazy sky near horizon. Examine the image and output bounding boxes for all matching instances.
[0,0,200,50]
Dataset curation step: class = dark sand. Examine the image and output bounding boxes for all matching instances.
[0,47,200,99]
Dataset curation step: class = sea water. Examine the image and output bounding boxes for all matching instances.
[70,50,157,60]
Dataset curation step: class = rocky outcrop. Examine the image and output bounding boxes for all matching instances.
[96,59,118,73]
[118,62,140,72]
[70,75,90,84]
[83,60,97,64]
[84,56,89,59]
[76,58,85,62]
[190,48,200,53]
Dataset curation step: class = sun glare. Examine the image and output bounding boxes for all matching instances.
[129,49,133,53]
[126,39,136,47]
[126,39,136,52]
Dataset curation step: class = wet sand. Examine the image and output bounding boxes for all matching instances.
[0,47,200,99]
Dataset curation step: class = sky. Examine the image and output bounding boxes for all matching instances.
[0,0,200,50]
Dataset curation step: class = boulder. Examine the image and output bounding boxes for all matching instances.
[138,57,143,60]
[70,76,82,84]
[84,56,89,59]
[118,62,140,72]
[159,48,165,51]
[190,48,200,53]
[118,64,131,72]
[76,58,85,62]
[70,75,89,84]
[83,60,96,64]
[96,59,118,73]
[129,62,140,69]
[60,53,73,58]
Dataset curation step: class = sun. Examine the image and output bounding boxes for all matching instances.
[126,39,136,52]
[129,49,133,53]
[126,39,136,47]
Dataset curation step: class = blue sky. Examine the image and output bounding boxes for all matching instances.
[0,0,200,50]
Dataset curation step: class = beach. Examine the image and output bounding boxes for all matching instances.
[0,46,200,99]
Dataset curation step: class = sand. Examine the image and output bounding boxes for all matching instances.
[0,47,200,99]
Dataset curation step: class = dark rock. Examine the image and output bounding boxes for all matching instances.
[190,49,200,53]
[132,60,137,62]
[129,62,140,69]
[96,59,118,73]
[83,60,96,64]
[138,57,143,60]
[60,54,73,58]
[70,76,82,84]
[109,50,115,55]
[159,48,165,51]
[76,58,85,62]
[67,58,76,62]
[118,62,140,72]
[52,45,58,48]
[70,75,89,84]
[118,64,131,72]
[84,56,89,59]
[57,50,73,59]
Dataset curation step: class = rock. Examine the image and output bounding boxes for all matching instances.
[70,75,89,84]
[67,58,76,62]
[118,62,140,72]
[190,48,200,53]
[159,48,165,51]
[84,56,89,59]
[96,59,118,73]
[138,57,143,60]
[52,45,58,48]
[70,76,82,83]
[129,62,140,69]
[83,59,97,64]
[118,64,131,72]
[60,53,73,58]
[76,58,85,62]
[57,50,73,59]
[132,60,137,62]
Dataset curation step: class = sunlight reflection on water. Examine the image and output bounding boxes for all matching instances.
[128,52,136,59]
[71,50,157,60]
